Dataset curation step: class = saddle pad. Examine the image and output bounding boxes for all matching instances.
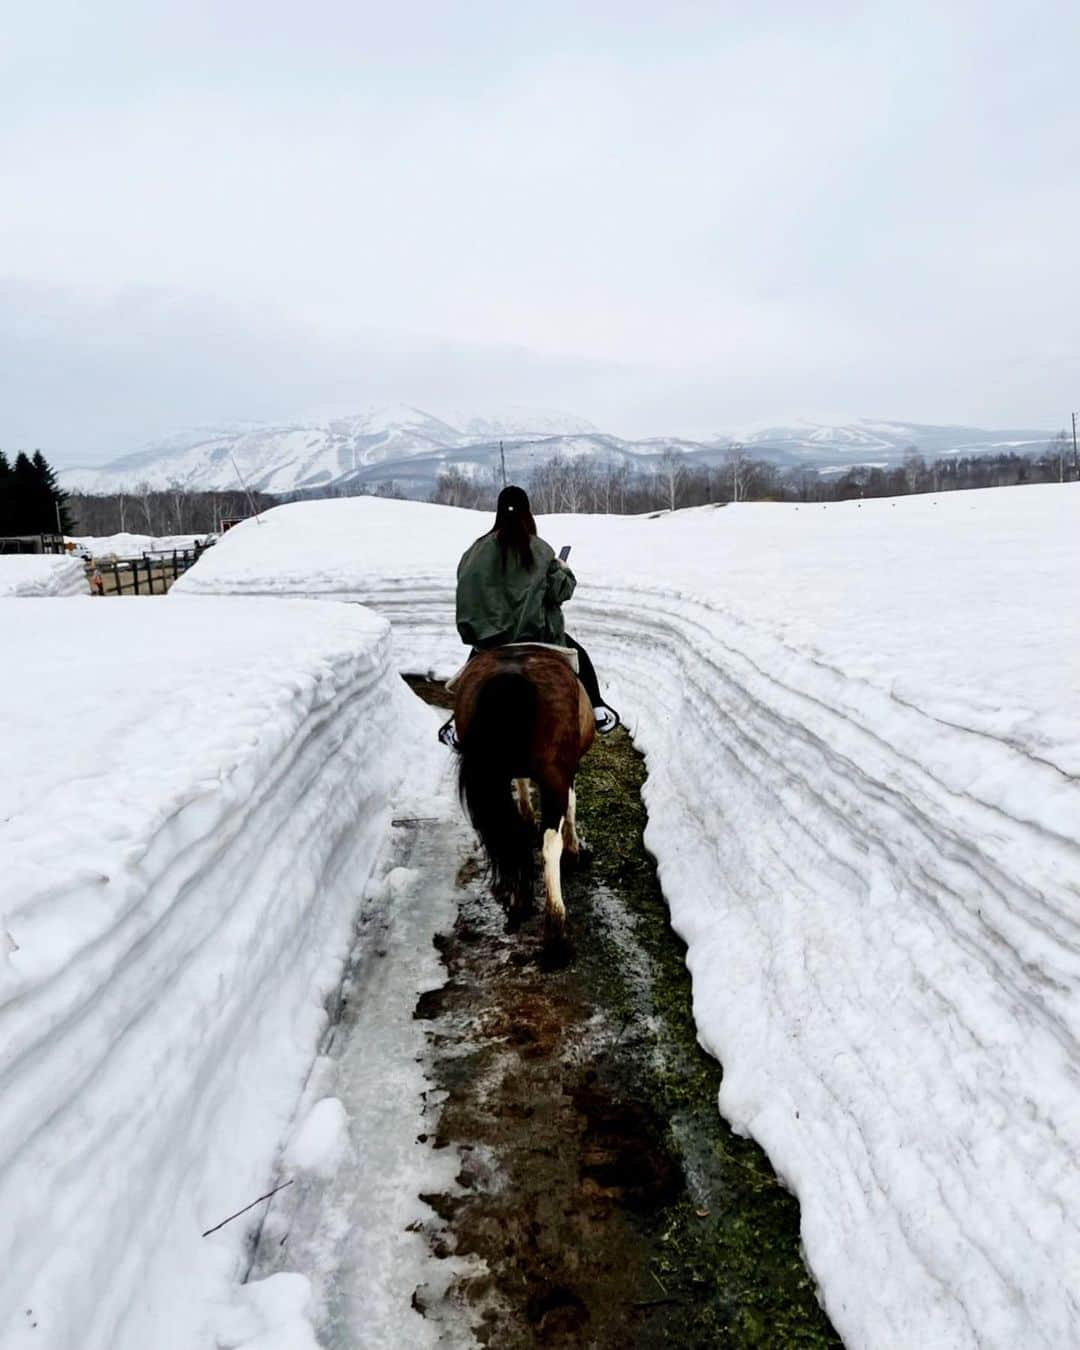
[445,642,579,693]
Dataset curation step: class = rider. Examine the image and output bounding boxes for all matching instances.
[438,484,620,746]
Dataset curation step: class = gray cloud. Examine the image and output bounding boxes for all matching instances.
[4,1,1079,463]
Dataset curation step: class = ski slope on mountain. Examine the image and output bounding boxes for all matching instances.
[177,484,1080,1348]
[0,598,440,1350]
[60,407,1055,498]
[59,405,603,496]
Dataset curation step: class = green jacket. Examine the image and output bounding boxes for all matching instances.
[456,533,576,648]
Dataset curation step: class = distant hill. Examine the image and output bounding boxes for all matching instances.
[60,409,1056,497]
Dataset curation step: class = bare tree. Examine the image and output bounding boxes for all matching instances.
[724,442,750,502]
[657,448,686,512]
[902,450,926,493]
[66,488,275,537]
[168,480,187,533]
[134,481,155,534]
[1051,430,1070,483]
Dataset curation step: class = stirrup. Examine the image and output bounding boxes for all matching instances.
[594,706,620,735]
[437,717,459,749]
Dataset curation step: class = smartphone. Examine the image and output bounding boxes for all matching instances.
[558,545,572,562]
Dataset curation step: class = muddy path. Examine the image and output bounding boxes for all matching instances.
[406,678,839,1348]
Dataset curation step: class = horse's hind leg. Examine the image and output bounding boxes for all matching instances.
[540,785,568,939]
[562,784,583,854]
[513,777,536,826]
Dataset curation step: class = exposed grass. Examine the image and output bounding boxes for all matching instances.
[573,730,840,1348]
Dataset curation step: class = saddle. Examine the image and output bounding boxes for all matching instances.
[445,641,579,694]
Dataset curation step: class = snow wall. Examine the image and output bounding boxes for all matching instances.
[177,486,1080,1350]
[65,532,207,558]
[0,554,90,597]
[0,597,438,1350]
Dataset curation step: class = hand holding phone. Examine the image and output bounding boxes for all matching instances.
[558,545,572,562]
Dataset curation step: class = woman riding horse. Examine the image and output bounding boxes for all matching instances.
[439,485,619,747]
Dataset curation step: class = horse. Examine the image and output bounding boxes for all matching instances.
[453,645,596,940]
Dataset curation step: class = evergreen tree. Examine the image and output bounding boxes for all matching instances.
[0,452,12,536]
[11,453,38,533]
[32,450,73,534]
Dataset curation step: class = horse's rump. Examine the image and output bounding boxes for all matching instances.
[456,648,592,761]
[444,641,578,695]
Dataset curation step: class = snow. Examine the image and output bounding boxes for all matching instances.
[66,531,207,557]
[0,596,442,1350]
[284,1098,352,1178]
[0,554,90,597]
[248,800,474,1348]
[215,1274,321,1350]
[178,484,1080,1348]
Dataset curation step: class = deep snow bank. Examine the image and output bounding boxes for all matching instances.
[0,597,437,1350]
[178,486,1080,1349]
[67,531,207,557]
[0,554,89,597]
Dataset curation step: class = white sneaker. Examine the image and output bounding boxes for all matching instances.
[593,706,620,734]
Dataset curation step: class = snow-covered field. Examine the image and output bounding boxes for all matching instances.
[0,598,440,1350]
[178,485,1080,1348]
[0,554,89,597]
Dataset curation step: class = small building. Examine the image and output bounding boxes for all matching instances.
[0,533,67,555]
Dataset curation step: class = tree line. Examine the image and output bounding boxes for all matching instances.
[429,434,1080,514]
[1,449,277,540]
[0,451,73,536]
[65,485,277,537]
[7,431,1076,541]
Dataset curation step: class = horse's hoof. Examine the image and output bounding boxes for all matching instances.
[505,896,533,933]
[540,932,574,971]
[543,908,566,942]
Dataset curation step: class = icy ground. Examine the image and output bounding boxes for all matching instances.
[0,553,89,597]
[178,484,1080,1349]
[241,762,474,1349]
[0,597,442,1350]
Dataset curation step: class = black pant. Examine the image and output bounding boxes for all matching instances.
[565,636,603,707]
[468,635,605,707]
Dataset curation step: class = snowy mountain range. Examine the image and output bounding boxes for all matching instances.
[59,407,1057,497]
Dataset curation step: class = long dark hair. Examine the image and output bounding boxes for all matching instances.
[492,484,537,570]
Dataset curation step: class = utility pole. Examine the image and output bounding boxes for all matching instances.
[230,455,263,525]
[499,440,507,488]
[1072,412,1079,481]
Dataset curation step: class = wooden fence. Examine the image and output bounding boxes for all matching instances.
[88,546,208,597]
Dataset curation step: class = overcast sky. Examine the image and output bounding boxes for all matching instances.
[4,1,1079,463]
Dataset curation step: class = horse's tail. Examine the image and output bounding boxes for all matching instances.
[458,670,538,900]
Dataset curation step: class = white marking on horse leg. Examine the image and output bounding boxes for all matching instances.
[513,777,535,824]
[562,785,580,853]
[542,825,566,934]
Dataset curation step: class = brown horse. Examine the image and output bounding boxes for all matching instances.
[454,646,596,939]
